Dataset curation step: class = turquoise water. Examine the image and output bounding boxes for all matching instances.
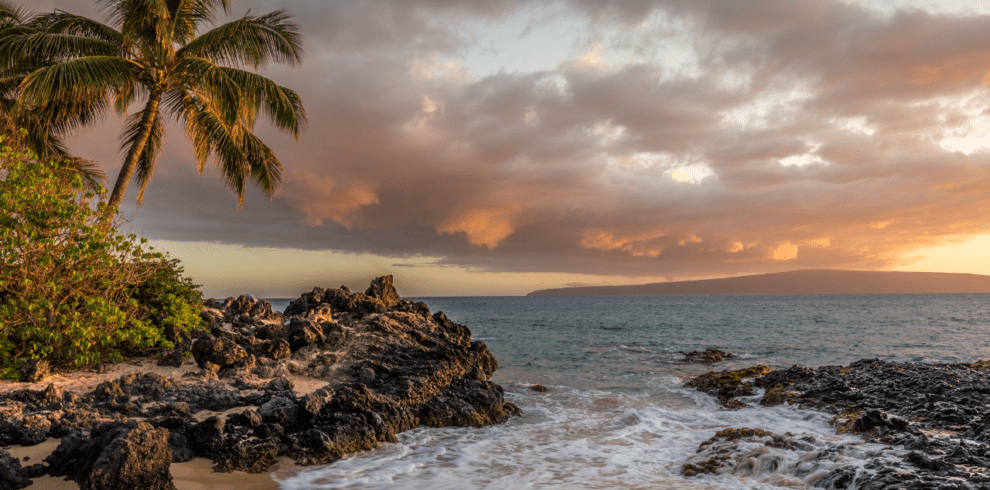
[267,294,990,489]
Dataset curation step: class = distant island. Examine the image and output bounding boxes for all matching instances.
[527,270,990,296]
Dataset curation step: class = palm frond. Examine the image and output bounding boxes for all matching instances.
[178,9,302,68]
[238,128,282,198]
[60,156,108,191]
[32,11,124,44]
[20,55,137,108]
[0,32,122,68]
[188,0,229,25]
[0,0,29,28]
[179,91,261,205]
[165,0,228,44]
[217,66,305,137]
[98,0,172,56]
[169,56,240,124]
[178,91,238,169]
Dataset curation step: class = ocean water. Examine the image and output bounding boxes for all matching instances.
[263,294,990,489]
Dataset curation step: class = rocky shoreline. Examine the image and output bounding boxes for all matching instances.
[0,276,520,489]
[684,357,990,489]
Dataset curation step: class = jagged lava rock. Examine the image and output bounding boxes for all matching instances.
[47,421,175,490]
[680,348,734,364]
[684,358,990,489]
[1,276,519,486]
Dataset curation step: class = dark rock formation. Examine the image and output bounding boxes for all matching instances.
[0,449,33,489]
[18,359,50,383]
[47,421,175,490]
[679,348,733,364]
[684,358,990,488]
[191,336,247,370]
[683,365,770,408]
[1,276,518,487]
[365,275,401,309]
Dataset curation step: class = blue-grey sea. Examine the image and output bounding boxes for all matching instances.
[262,294,990,489]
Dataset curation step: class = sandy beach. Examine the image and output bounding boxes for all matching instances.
[0,356,329,489]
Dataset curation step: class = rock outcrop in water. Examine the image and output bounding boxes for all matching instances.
[685,359,990,489]
[679,348,734,364]
[0,276,520,489]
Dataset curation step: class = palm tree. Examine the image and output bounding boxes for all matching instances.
[0,0,305,210]
[0,1,106,190]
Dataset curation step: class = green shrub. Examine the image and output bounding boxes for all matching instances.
[128,257,206,335]
[0,136,200,377]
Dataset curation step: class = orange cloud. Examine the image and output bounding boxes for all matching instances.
[437,210,516,249]
[45,0,990,285]
[772,243,799,261]
[285,177,379,229]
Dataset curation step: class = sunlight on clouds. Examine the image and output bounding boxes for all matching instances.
[581,230,665,255]
[779,153,828,167]
[913,90,990,154]
[779,140,827,167]
[669,163,716,184]
[588,120,627,147]
[720,84,815,130]
[940,134,990,154]
[832,116,877,136]
[437,210,516,249]
[772,242,799,261]
[579,43,607,66]
[535,74,569,96]
[853,0,990,17]
[402,95,444,141]
[894,233,990,276]
[409,55,471,80]
[287,177,379,229]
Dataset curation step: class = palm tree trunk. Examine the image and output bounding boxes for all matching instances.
[107,91,162,211]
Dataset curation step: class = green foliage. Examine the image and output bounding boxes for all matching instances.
[0,0,306,210]
[0,137,201,377]
[128,257,206,335]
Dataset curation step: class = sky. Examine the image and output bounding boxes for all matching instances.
[20,0,990,296]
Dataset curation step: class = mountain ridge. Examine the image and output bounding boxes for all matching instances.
[526,269,990,297]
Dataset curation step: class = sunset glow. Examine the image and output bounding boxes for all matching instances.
[25,0,990,296]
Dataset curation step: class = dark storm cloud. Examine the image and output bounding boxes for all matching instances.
[35,0,990,278]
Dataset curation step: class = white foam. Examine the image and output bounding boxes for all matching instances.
[276,378,882,490]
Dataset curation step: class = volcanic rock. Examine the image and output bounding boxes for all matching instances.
[680,348,734,364]
[18,359,50,383]
[2,276,519,487]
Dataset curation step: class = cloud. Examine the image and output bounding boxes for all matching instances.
[24,0,990,283]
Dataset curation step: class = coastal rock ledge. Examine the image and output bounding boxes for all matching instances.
[0,276,521,489]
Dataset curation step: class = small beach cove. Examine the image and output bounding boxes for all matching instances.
[0,277,519,489]
[272,293,990,489]
[5,292,990,489]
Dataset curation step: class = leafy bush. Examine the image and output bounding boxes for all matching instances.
[128,257,205,336]
[0,136,202,376]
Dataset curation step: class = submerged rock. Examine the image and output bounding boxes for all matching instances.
[680,348,734,364]
[684,365,770,408]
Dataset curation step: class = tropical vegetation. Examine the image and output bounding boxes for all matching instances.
[0,1,106,190]
[0,137,204,377]
[0,0,306,210]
